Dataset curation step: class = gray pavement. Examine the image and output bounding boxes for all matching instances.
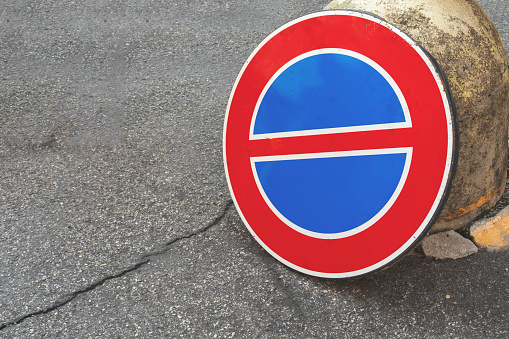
[0,0,508,337]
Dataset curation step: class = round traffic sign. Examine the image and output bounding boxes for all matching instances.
[224,10,457,278]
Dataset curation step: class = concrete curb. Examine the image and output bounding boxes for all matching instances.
[419,200,509,259]
[469,205,509,250]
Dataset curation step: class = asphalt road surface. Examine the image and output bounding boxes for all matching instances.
[1,0,508,337]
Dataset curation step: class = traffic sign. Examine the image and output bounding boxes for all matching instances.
[223,10,457,278]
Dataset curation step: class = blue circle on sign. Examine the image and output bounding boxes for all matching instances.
[253,52,406,135]
[251,50,411,238]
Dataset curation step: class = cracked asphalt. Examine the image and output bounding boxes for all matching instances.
[1,0,508,337]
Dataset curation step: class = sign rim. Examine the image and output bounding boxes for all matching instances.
[223,10,458,278]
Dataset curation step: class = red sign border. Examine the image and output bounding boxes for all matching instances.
[224,10,458,278]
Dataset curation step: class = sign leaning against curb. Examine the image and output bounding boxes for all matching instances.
[223,10,458,278]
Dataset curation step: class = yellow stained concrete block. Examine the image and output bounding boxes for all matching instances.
[470,209,509,250]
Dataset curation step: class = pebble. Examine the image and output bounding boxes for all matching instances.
[420,231,478,259]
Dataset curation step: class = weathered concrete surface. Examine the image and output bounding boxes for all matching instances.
[325,0,509,233]
[470,205,509,250]
[421,231,478,259]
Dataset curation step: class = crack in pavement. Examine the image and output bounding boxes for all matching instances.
[0,260,149,331]
[246,239,306,324]
[223,202,307,324]
[0,199,234,331]
[264,258,306,323]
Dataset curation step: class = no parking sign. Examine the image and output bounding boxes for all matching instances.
[223,11,457,278]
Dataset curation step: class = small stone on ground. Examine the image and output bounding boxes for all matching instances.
[421,231,478,260]
[470,206,509,250]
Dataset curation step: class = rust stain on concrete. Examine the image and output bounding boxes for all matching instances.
[438,188,499,221]
[470,211,509,250]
